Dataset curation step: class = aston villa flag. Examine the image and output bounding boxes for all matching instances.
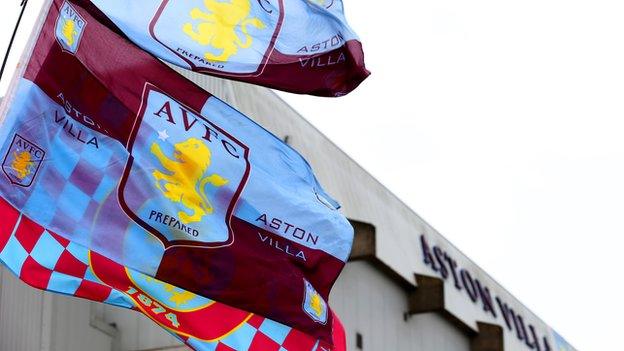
[78,0,369,97]
[0,199,347,350]
[0,0,353,349]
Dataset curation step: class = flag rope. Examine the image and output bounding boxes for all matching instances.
[0,0,29,84]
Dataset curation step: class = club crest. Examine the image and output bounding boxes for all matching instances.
[2,134,45,188]
[149,0,284,75]
[119,85,250,248]
[55,1,86,54]
[302,279,328,324]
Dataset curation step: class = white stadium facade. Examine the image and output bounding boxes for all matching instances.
[0,70,576,351]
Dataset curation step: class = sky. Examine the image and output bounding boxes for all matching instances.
[1,0,623,349]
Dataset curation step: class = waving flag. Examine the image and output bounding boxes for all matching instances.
[77,0,369,97]
[0,0,353,347]
[0,199,346,350]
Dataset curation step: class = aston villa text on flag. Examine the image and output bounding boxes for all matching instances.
[76,0,370,97]
[0,0,353,348]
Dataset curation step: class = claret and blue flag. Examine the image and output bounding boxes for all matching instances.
[77,0,370,97]
[0,0,353,349]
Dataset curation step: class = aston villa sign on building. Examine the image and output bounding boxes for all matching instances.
[420,235,553,351]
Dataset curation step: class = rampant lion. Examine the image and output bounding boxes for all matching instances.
[11,151,33,180]
[151,138,228,224]
[182,0,266,62]
[310,291,324,318]
[61,18,78,46]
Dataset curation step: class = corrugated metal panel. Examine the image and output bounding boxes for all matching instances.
[0,267,115,351]
[0,267,45,351]
[331,261,470,351]
[48,297,113,351]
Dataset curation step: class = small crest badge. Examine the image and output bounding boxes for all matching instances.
[302,279,328,324]
[2,134,45,188]
[55,1,87,54]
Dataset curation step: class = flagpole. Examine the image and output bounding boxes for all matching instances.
[0,0,29,84]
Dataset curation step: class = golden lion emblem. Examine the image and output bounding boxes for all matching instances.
[151,138,228,224]
[61,18,78,47]
[11,151,34,180]
[310,291,324,317]
[182,0,266,62]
